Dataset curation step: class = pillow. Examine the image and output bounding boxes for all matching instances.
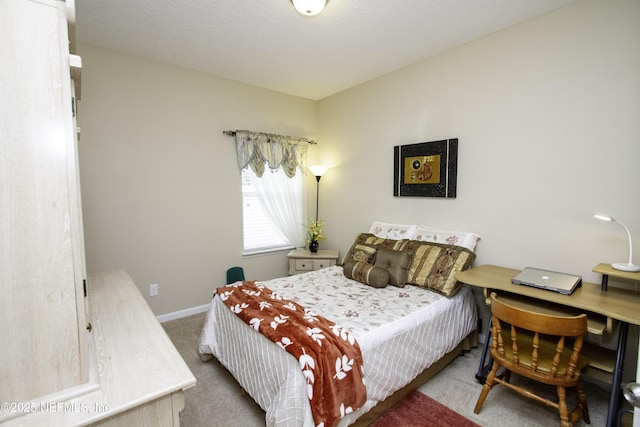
[368,221,417,240]
[343,261,389,288]
[344,243,378,264]
[403,241,476,297]
[413,225,480,252]
[374,248,412,287]
[341,233,389,265]
[341,233,411,265]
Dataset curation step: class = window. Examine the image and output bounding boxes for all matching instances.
[241,168,303,254]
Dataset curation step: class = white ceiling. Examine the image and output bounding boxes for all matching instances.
[76,0,576,100]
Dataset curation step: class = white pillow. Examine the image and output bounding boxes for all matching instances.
[413,225,480,252]
[368,221,417,240]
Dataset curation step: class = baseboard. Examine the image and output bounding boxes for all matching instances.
[478,333,487,345]
[157,304,209,323]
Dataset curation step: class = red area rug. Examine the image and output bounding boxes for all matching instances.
[370,390,481,427]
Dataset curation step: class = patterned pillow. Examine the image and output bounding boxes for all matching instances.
[343,261,389,288]
[403,241,476,297]
[374,248,412,287]
[413,225,480,252]
[368,221,417,240]
[349,244,378,263]
[341,233,409,265]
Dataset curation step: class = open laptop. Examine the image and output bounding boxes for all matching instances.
[511,267,582,295]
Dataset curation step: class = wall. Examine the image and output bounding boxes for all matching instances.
[316,0,640,333]
[77,45,318,315]
[79,0,640,317]
[317,0,640,283]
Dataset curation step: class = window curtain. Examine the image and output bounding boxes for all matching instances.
[247,169,306,247]
[235,131,309,247]
[235,130,309,178]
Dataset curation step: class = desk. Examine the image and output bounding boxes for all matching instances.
[456,265,640,427]
[593,262,640,291]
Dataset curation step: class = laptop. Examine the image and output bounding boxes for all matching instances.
[511,267,582,295]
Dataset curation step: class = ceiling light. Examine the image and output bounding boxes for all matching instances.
[291,0,327,16]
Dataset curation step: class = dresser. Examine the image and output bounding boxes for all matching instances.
[287,249,340,275]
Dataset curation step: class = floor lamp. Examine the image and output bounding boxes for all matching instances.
[308,165,328,222]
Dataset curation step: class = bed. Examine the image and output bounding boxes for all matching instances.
[199,223,480,426]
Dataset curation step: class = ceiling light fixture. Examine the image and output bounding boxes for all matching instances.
[291,0,327,16]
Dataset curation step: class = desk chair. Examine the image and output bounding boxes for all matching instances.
[474,293,590,427]
[226,266,245,284]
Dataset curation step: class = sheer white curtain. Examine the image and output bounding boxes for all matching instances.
[248,169,307,248]
[235,130,310,248]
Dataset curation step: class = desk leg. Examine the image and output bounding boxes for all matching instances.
[607,322,629,427]
[476,321,493,384]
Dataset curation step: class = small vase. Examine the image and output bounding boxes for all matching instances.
[309,240,319,254]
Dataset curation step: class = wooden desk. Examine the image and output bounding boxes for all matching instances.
[593,262,640,291]
[456,265,640,427]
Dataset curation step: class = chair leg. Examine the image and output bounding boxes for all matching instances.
[474,362,499,414]
[577,380,590,424]
[557,386,571,427]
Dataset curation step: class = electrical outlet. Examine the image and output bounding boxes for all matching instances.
[149,283,158,297]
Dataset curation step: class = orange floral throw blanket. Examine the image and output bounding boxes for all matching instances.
[217,280,367,427]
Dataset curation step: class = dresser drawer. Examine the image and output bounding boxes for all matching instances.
[287,249,340,275]
[313,259,335,270]
[295,259,313,271]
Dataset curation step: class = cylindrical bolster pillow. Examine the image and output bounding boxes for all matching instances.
[343,260,389,288]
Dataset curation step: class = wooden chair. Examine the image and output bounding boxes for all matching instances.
[474,293,590,427]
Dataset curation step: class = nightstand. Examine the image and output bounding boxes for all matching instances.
[287,249,339,275]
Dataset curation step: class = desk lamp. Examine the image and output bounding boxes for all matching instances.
[594,213,640,272]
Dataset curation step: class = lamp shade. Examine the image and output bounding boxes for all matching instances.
[308,165,329,177]
[292,0,327,16]
[594,213,640,272]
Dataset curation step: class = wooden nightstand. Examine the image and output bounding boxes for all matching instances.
[287,249,339,275]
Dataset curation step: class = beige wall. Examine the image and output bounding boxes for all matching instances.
[77,45,318,315]
[79,0,640,317]
[317,0,640,284]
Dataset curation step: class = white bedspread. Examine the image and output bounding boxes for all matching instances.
[199,265,477,426]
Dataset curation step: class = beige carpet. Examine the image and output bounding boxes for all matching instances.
[163,312,621,427]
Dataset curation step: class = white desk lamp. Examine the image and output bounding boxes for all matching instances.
[594,213,640,272]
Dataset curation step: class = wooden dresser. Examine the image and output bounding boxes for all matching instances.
[0,1,195,425]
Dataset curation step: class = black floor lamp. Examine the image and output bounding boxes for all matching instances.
[308,165,328,222]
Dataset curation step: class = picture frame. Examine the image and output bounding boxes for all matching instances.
[393,138,458,198]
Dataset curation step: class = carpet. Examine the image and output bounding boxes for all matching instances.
[370,390,481,427]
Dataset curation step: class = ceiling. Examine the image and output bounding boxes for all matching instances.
[76,0,576,101]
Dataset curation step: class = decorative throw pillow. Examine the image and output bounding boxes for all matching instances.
[343,261,389,288]
[374,248,412,287]
[342,234,383,265]
[341,233,410,265]
[403,241,476,297]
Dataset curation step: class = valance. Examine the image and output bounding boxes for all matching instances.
[226,130,313,178]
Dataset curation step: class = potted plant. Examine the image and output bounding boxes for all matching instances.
[306,218,325,253]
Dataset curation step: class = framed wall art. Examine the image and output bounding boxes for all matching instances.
[393,138,458,198]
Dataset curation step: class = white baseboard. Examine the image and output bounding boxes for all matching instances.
[157,304,210,323]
